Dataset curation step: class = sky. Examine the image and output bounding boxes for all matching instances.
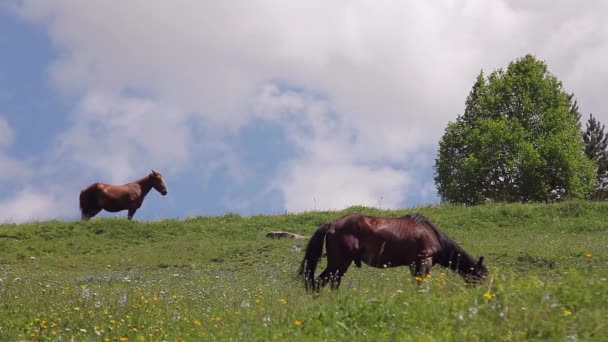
[1,1,608,222]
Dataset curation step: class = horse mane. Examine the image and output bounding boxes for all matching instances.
[402,214,475,274]
[133,173,152,185]
[402,214,451,247]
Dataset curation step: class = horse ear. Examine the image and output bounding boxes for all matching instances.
[478,256,485,266]
[151,169,157,175]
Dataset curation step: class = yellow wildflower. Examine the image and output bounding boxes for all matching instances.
[294,320,302,326]
[483,292,495,300]
[563,309,572,316]
[278,298,287,305]
[585,252,592,258]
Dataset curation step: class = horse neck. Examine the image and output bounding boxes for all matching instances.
[134,175,154,197]
[440,242,477,277]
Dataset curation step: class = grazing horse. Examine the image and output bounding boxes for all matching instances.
[298,213,488,291]
[79,170,168,220]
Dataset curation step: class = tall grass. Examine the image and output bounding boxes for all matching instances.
[0,201,607,340]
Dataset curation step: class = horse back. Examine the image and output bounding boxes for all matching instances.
[328,213,444,268]
[80,182,137,212]
[80,182,103,198]
[328,213,439,239]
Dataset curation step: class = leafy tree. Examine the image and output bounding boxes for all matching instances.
[583,114,608,193]
[435,55,596,205]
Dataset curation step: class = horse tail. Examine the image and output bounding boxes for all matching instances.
[297,223,330,291]
[79,184,98,219]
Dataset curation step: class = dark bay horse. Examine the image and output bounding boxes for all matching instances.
[298,213,487,291]
[79,170,168,220]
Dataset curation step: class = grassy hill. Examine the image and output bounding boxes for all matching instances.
[1,201,607,340]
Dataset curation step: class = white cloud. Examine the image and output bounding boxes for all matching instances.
[13,1,530,150]
[0,154,29,181]
[0,116,31,181]
[0,115,74,221]
[0,116,13,148]
[9,1,608,214]
[0,187,70,223]
[277,160,410,211]
[54,91,192,182]
[255,84,413,211]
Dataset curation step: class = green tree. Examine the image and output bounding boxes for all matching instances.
[435,55,596,205]
[567,93,582,127]
[583,114,608,194]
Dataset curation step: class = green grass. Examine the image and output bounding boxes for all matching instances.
[1,201,607,341]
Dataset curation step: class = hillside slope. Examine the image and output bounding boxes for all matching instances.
[1,201,607,340]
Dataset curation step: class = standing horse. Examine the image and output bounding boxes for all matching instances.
[298,213,487,291]
[79,170,168,220]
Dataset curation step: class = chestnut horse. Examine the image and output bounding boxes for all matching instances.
[298,213,487,291]
[79,170,168,220]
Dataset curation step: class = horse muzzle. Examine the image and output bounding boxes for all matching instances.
[161,190,168,196]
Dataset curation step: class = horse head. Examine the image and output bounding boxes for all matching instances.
[150,170,168,196]
[466,256,488,285]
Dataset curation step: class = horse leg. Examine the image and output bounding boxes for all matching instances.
[127,208,137,220]
[316,262,352,290]
[421,256,432,278]
[411,255,432,285]
[316,267,334,290]
[330,261,353,290]
[315,236,338,290]
[316,235,354,290]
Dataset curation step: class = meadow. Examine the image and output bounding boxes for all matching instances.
[0,201,607,341]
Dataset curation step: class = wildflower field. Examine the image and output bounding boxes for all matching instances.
[1,201,607,341]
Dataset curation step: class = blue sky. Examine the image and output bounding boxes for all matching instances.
[0,9,64,158]
[1,1,607,222]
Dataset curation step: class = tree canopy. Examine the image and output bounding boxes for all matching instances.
[435,54,596,205]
